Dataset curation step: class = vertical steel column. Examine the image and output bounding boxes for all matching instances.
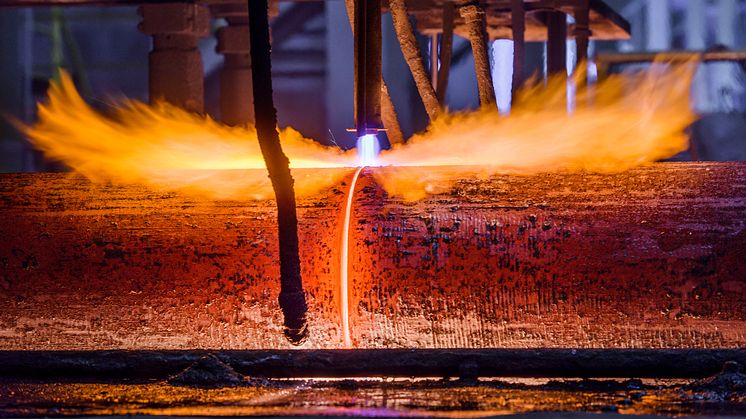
[389,0,440,121]
[645,0,671,51]
[684,0,707,111]
[511,0,525,92]
[354,0,383,136]
[0,8,33,171]
[546,11,567,76]
[713,0,739,112]
[213,2,254,126]
[436,3,455,105]
[430,33,439,91]
[138,3,210,113]
[573,0,591,67]
[460,2,495,106]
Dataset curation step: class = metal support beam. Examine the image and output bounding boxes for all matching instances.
[138,3,210,113]
[645,0,671,51]
[213,2,254,125]
[430,33,439,91]
[573,0,591,68]
[596,50,746,66]
[510,0,525,93]
[389,0,440,121]
[436,2,454,105]
[546,11,566,77]
[0,8,33,172]
[459,3,495,106]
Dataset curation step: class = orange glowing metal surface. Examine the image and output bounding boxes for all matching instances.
[1,164,745,350]
[21,62,696,203]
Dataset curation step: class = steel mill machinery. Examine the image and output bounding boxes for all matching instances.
[1,0,746,418]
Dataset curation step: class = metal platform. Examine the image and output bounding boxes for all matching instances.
[399,0,630,41]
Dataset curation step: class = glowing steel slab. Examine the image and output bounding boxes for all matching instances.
[0,163,744,350]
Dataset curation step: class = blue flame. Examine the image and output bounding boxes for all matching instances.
[356,134,380,167]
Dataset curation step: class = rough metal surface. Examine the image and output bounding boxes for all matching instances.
[351,164,746,348]
[0,169,347,350]
[0,163,745,350]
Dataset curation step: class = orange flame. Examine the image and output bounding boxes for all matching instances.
[20,62,696,202]
[375,62,697,200]
[21,71,356,200]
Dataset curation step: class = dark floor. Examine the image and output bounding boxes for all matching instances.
[2,377,745,418]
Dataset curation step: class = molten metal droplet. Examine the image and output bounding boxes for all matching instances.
[357,134,380,167]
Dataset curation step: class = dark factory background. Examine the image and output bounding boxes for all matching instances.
[0,0,745,173]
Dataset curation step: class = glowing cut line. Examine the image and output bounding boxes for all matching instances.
[340,166,363,348]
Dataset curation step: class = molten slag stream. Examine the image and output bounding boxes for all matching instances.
[340,166,363,348]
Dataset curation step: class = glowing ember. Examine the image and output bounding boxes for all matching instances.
[19,61,696,203]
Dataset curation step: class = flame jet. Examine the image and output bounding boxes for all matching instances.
[21,62,696,203]
[374,62,697,200]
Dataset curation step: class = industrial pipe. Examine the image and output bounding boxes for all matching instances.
[389,0,441,121]
[459,3,495,105]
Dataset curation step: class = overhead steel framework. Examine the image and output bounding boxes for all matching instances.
[0,0,630,127]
